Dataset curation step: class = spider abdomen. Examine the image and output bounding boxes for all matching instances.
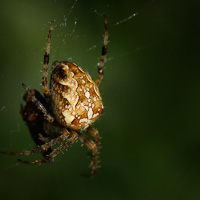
[50,62,103,130]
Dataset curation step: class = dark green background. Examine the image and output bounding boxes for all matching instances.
[0,0,200,199]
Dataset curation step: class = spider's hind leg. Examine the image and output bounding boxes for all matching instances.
[1,128,70,157]
[18,131,78,165]
[79,127,101,177]
[87,126,101,145]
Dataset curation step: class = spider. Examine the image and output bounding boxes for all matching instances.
[2,16,108,176]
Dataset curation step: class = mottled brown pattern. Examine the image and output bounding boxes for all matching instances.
[50,62,103,130]
[2,16,108,177]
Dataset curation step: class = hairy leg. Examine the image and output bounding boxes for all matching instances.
[18,131,78,164]
[95,15,108,86]
[42,21,54,102]
[22,83,54,123]
[87,126,101,144]
[79,132,100,176]
[1,125,70,156]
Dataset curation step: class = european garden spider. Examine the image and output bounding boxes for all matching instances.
[3,16,108,176]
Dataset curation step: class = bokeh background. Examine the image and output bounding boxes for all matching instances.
[0,0,200,199]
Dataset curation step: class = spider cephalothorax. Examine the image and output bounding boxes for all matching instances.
[2,16,108,176]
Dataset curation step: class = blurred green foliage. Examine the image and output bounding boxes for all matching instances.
[0,0,200,199]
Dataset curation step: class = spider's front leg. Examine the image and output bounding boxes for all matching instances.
[95,15,108,86]
[22,83,54,123]
[42,21,54,102]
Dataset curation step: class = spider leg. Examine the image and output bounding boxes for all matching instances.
[79,132,100,177]
[95,15,108,86]
[1,128,70,156]
[46,131,78,161]
[38,133,50,143]
[42,21,54,102]
[87,126,102,144]
[18,131,78,164]
[22,83,54,123]
[87,127,101,176]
